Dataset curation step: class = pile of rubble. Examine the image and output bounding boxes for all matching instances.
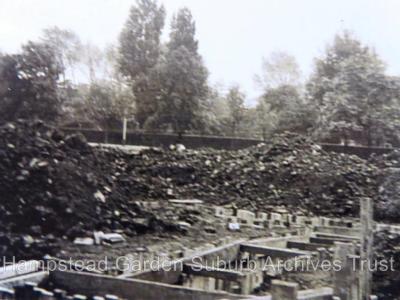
[0,121,181,260]
[128,133,378,217]
[0,120,390,260]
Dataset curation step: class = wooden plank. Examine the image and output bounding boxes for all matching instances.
[0,260,40,280]
[310,237,357,245]
[240,244,310,258]
[287,241,331,251]
[314,226,360,237]
[182,264,244,281]
[51,270,245,300]
[314,232,359,240]
[0,271,49,289]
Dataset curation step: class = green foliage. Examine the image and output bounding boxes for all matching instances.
[82,80,135,131]
[224,85,246,136]
[256,85,314,138]
[255,51,302,89]
[307,31,400,146]
[0,41,64,122]
[254,52,314,139]
[146,7,209,135]
[41,26,82,81]
[118,0,165,127]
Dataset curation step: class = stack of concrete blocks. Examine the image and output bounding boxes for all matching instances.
[253,212,268,229]
[215,206,241,226]
[268,212,283,228]
[236,210,256,227]
[320,217,331,227]
[186,276,216,292]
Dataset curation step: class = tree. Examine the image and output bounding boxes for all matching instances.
[83,80,135,140]
[255,51,302,90]
[0,41,64,122]
[148,7,209,136]
[118,0,165,127]
[41,26,82,82]
[255,99,273,140]
[307,31,400,146]
[254,51,313,139]
[225,85,246,136]
[255,85,314,138]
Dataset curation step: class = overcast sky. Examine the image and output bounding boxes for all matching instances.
[0,0,399,104]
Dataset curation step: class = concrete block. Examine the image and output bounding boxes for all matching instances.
[257,212,268,221]
[320,217,331,227]
[73,237,94,246]
[310,217,321,227]
[214,206,226,217]
[237,210,255,225]
[296,216,308,225]
[102,233,126,244]
[270,213,282,222]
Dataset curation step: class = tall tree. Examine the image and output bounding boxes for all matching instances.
[0,41,64,122]
[41,26,82,82]
[118,0,165,127]
[307,31,400,146]
[149,7,209,136]
[256,85,313,138]
[82,80,135,139]
[255,51,302,90]
[225,85,246,136]
[254,52,313,138]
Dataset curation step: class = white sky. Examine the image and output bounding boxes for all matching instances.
[1,0,400,105]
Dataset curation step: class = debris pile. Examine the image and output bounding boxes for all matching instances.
[0,120,389,260]
[130,133,378,217]
[0,120,180,260]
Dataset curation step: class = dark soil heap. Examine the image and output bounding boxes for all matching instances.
[0,121,382,241]
[130,133,379,217]
[0,120,175,240]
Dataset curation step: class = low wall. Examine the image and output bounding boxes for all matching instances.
[62,128,260,150]
[51,270,245,300]
[61,128,394,157]
[131,240,243,284]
